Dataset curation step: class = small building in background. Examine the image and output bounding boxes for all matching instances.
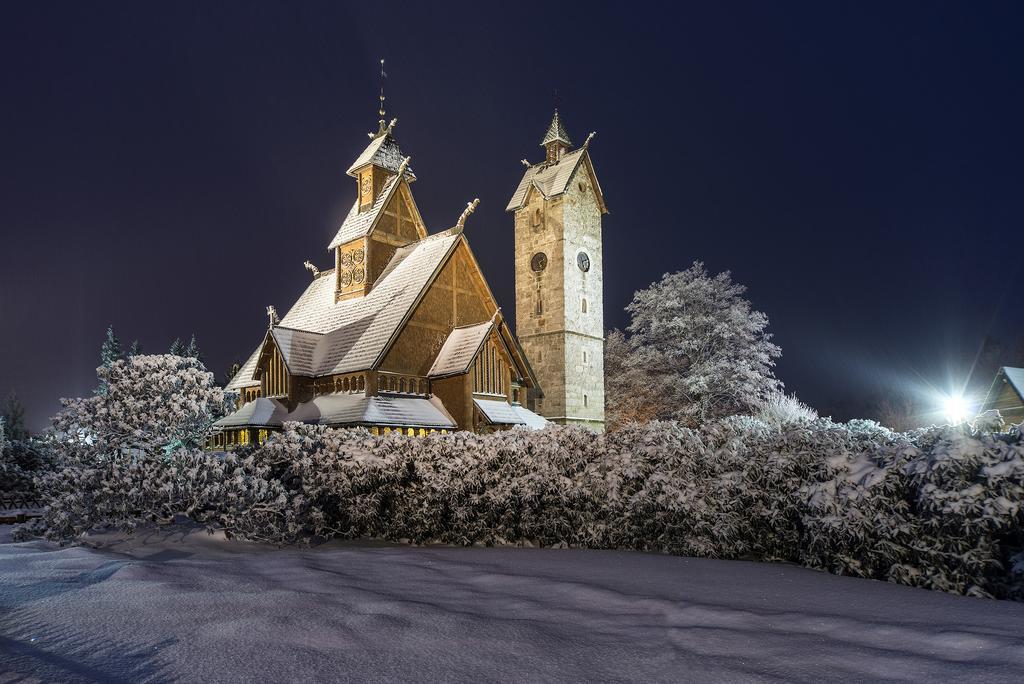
[979,367,1024,426]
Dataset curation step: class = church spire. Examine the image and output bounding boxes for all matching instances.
[375,58,388,137]
[541,109,572,163]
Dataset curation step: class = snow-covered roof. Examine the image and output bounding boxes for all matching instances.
[267,232,461,377]
[427,318,495,378]
[327,175,400,250]
[474,398,548,430]
[540,110,571,147]
[288,393,456,429]
[506,148,606,213]
[213,398,289,429]
[346,132,415,179]
[225,345,262,390]
[1002,367,1024,398]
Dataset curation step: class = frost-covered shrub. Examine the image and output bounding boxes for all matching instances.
[25,397,1024,599]
[0,418,55,495]
[23,448,287,541]
[753,392,818,427]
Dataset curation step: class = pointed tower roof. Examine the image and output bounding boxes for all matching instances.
[346,126,416,180]
[540,109,572,148]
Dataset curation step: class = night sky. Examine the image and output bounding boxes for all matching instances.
[2,1,1022,432]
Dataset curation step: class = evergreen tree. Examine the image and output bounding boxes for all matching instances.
[96,325,125,396]
[128,339,143,357]
[184,333,203,364]
[169,337,185,356]
[1,390,29,442]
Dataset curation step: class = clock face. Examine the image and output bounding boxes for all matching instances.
[530,252,548,272]
[577,251,591,272]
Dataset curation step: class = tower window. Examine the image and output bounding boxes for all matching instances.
[535,297,543,315]
[531,208,542,229]
[583,350,588,363]
[584,394,588,407]
[581,298,588,313]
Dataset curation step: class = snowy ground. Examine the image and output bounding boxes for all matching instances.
[2,527,1023,683]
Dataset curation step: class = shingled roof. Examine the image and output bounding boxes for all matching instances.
[225,344,262,390]
[327,174,400,250]
[346,132,415,179]
[540,109,571,147]
[260,232,462,378]
[505,147,606,213]
[427,317,495,378]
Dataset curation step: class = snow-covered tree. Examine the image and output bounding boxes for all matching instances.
[1,390,28,442]
[223,360,242,386]
[168,337,185,356]
[96,325,124,396]
[184,333,203,365]
[605,330,659,430]
[55,354,229,455]
[128,339,142,357]
[611,262,783,427]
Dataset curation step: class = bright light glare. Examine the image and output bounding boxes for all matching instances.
[942,395,969,425]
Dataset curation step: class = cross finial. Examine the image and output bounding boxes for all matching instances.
[266,305,279,328]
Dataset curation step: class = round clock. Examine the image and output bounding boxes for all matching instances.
[530,252,548,272]
[577,251,591,272]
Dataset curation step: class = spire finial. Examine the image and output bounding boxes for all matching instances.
[376,58,387,136]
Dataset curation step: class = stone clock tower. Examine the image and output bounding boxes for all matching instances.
[506,110,608,431]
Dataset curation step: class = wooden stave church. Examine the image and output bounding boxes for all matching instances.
[210,118,547,448]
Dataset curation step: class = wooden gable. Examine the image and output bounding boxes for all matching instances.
[379,238,497,377]
[255,334,290,400]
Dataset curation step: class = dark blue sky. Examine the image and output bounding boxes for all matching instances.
[2,1,1022,431]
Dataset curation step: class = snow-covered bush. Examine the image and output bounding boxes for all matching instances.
[25,393,1024,599]
[753,392,818,427]
[0,417,55,495]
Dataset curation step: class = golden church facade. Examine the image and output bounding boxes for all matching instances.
[211,109,605,446]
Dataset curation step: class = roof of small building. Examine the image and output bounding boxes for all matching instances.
[427,317,495,378]
[250,231,461,378]
[346,132,415,179]
[212,397,289,429]
[1002,367,1024,397]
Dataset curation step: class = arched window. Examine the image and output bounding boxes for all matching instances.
[581,298,588,313]
[535,297,543,315]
